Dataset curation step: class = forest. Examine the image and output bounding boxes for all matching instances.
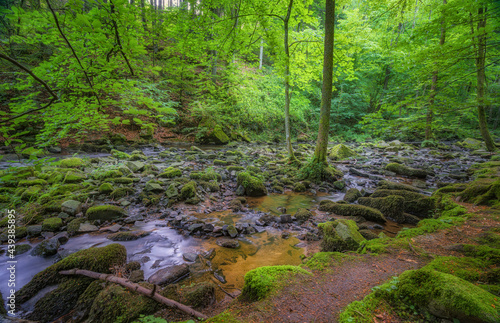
[0,0,499,322]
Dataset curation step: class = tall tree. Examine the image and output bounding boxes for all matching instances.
[283,0,297,162]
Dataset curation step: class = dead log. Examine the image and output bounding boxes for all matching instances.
[59,268,208,320]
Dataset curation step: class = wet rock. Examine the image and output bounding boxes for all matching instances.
[217,239,240,248]
[148,264,190,285]
[100,223,122,233]
[42,217,63,232]
[27,225,42,237]
[227,225,238,238]
[86,205,127,221]
[107,231,150,241]
[182,282,216,308]
[188,223,204,233]
[53,232,69,244]
[129,270,144,283]
[183,252,199,262]
[145,182,164,192]
[237,172,267,197]
[319,200,386,223]
[78,223,99,233]
[202,248,216,259]
[61,200,82,216]
[385,163,429,179]
[319,219,366,252]
[203,223,214,232]
[344,188,362,203]
[358,195,406,223]
[359,229,379,240]
[126,161,145,172]
[235,185,245,196]
[280,214,292,223]
[14,244,32,255]
[31,237,60,257]
[281,232,290,239]
[166,184,179,198]
[294,208,312,223]
[228,198,243,211]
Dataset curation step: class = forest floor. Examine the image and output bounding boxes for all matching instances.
[192,202,499,323]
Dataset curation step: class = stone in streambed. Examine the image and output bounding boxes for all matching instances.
[148,264,190,285]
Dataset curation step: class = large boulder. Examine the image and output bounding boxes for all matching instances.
[318,219,366,252]
[371,189,435,218]
[148,264,190,286]
[61,200,82,216]
[197,124,230,145]
[236,172,267,197]
[385,163,429,179]
[319,200,386,223]
[358,195,406,223]
[329,144,357,160]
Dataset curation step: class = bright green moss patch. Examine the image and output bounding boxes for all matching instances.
[99,183,114,194]
[42,217,63,232]
[329,144,357,160]
[59,157,85,168]
[396,216,466,238]
[18,179,48,187]
[159,167,182,178]
[303,252,355,271]
[180,181,197,200]
[86,205,127,221]
[319,200,386,223]
[423,256,488,282]
[242,265,311,300]
[385,163,428,178]
[461,244,500,265]
[319,220,366,252]
[205,311,242,323]
[236,171,267,197]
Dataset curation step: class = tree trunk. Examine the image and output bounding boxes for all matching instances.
[259,39,264,69]
[425,0,446,140]
[284,0,296,161]
[59,269,207,320]
[312,0,335,164]
[475,5,496,151]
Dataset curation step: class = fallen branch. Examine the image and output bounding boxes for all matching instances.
[59,268,208,320]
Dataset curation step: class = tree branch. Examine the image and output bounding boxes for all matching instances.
[110,0,134,76]
[59,268,208,320]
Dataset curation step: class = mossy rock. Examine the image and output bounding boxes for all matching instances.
[377,180,420,192]
[180,181,197,200]
[17,244,127,304]
[21,185,42,201]
[67,218,86,236]
[42,217,63,232]
[111,149,131,159]
[181,282,216,308]
[343,188,361,203]
[99,183,114,194]
[18,179,48,187]
[423,256,488,283]
[59,157,85,168]
[227,166,244,172]
[319,200,386,223]
[358,195,406,223]
[318,220,366,252]
[214,159,227,166]
[385,163,429,178]
[50,184,83,196]
[86,205,127,221]
[110,187,134,199]
[293,182,307,192]
[87,283,159,323]
[107,231,150,241]
[294,208,313,223]
[395,269,500,322]
[92,169,123,180]
[372,189,435,217]
[63,171,87,183]
[458,138,484,150]
[165,184,178,198]
[329,144,357,160]
[242,265,311,301]
[111,177,136,184]
[200,124,230,145]
[460,179,500,206]
[237,172,267,197]
[159,167,182,178]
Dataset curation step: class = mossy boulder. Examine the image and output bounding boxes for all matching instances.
[242,265,311,301]
[458,138,484,150]
[159,167,182,178]
[294,208,313,223]
[107,231,150,241]
[180,181,197,200]
[61,199,82,216]
[358,195,406,223]
[165,184,178,198]
[87,283,158,323]
[18,179,48,187]
[293,182,307,192]
[343,188,361,203]
[377,180,420,192]
[98,183,114,194]
[59,157,85,168]
[126,161,145,173]
[21,185,42,201]
[86,205,127,221]
[319,200,386,223]
[237,172,267,197]
[110,187,134,199]
[17,244,127,304]
[42,217,63,232]
[329,144,357,160]
[395,269,500,322]
[199,124,230,145]
[385,163,429,178]
[63,171,87,183]
[318,219,366,252]
[460,179,500,206]
[371,189,435,217]
[182,282,216,308]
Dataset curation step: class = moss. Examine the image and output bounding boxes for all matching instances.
[58,157,84,168]
[227,166,244,172]
[461,244,500,266]
[213,159,227,165]
[42,217,63,232]
[423,256,488,282]
[200,181,220,192]
[67,218,86,236]
[294,208,312,223]
[111,149,131,159]
[107,231,150,241]
[303,252,355,271]
[99,183,114,194]
[17,244,127,304]
[181,282,216,308]
[63,171,87,183]
[377,180,420,192]
[50,184,83,196]
[112,177,136,184]
[246,166,261,173]
[339,281,392,323]
[371,189,435,217]
[475,231,500,249]
[159,167,182,178]
[385,163,428,178]
[396,269,500,322]
[18,179,48,187]
[86,205,127,221]
[21,185,42,201]
[180,181,197,200]
[293,182,307,192]
[87,283,159,323]
[329,144,357,160]
[93,169,123,180]
[343,188,361,203]
[236,172,267,197]
[358,195,406,223]
[242,265,311,300]
[42,199,63,213]
[110,187,134,199]
[207,125,230,145]
[396,216,466,238]
[318,220,366,252]
[319,200,386,223]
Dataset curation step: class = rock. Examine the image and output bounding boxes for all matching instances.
[237,172,267,197]
[343,188,362,203]
[294,208,313,223]
[165,184,178,198]
[53,232,69,244]
[280,214,292,223]
[61,200,82,216]
[78,223,99,233]
[148,264,190,285]
[107,231,150,241]
[182,282,216,308]
[86,205,127,221]
[188,223,204,233]
[100,224,122,233]
[126,161,145,172]
[319,200,386,223]
[183,253,199,262]
[385,163,429,179]
[128,270,144,283]
[319,219,366,252]
[27,225,43,237]
[14,244,32,255]
[198,125,230,145]
[180,181,197,200]
[358,195,406,223]
[217,239,240,248]
[457,138,484,150]
[329,144,357,160]
[235,185,245,196]
[359,229,379,240]
[145,182,164,192]
[227,225,238,238]
[59,157,84,168]
[48,146,62,153]
[31,238,60,257]
[371,189,435,218]
[42,217,63,232]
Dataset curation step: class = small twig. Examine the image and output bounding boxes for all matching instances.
[406,238,419,255]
